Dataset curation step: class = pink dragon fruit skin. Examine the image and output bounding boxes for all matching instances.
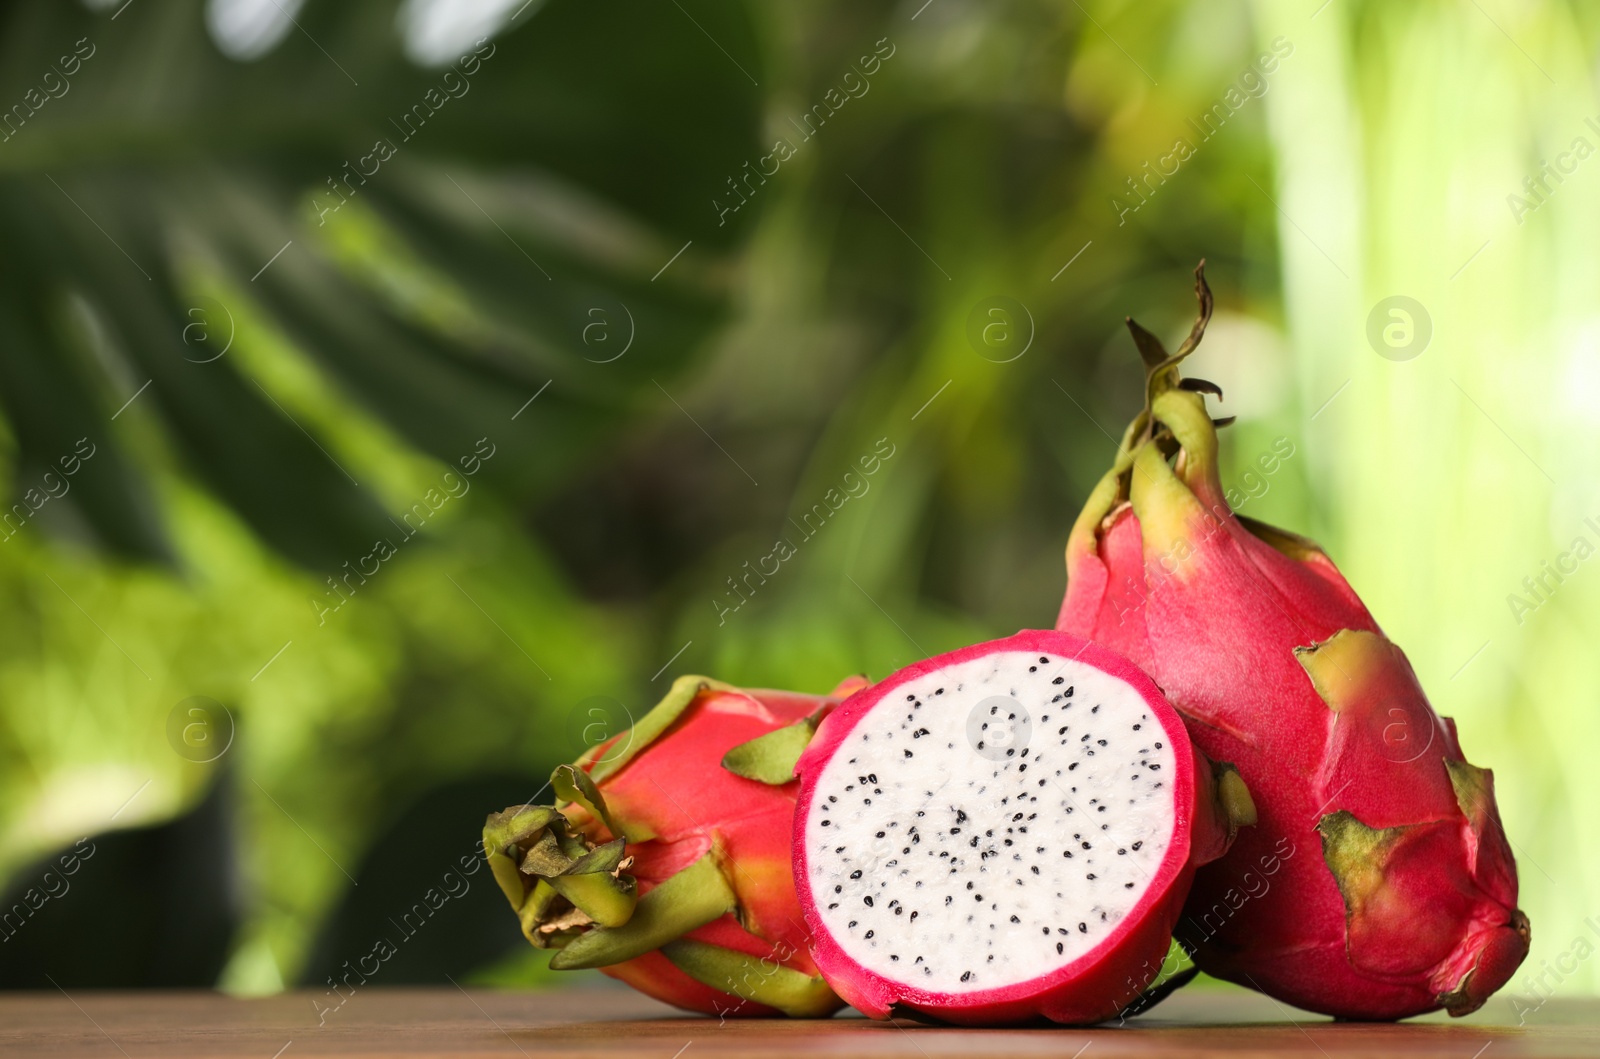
[484,675,868,1018]
[1056,265,1528,1020]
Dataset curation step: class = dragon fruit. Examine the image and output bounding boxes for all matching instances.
[791,630,1254,1025]
[1055,264,1529,1019]
[484,673,868,1018]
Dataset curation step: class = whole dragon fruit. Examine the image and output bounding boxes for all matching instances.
[1055,264,1529,1019]
[791,630,1254,1024]
[484,673,867,1018]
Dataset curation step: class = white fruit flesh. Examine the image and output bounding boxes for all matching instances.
[804,650,1177,993]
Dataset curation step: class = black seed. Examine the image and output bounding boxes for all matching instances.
[1079,923,1088,933]
[849,920,857,927]
[1126,883,1135,889]
[904,750,913,758]
[1118,849,1126,856]
[1133,723,1142,730]
[1155,742,1163,749]
[895,907,904,916]
[961,971,972,982]
[828,903,838,908]
[1149,763,1161,770]
[1053,677,1065,685]
[1057,942,1064,955]
[876,831,885,838]
[1031,866,1040,875]
[910,911,918,921]
[850,870,862,879]
[822,821,831,827]
[891,955,899,961]
[864,896,874,907]
[1132,841,1143,850]
[866,930,874,939]
[835,885,842,893]
[946,896,953,905]
[1097,739,1107,747]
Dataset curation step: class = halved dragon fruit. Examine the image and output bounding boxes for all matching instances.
[792,630,1253,1025]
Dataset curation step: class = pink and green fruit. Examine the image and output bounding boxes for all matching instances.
[484,674,867,1017]
[1055,265,1528,1019]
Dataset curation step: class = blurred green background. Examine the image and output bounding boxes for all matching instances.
[0,0,1594,1012]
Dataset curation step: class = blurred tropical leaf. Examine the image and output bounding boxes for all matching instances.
[0,0,763,569]
[0,0,767,988]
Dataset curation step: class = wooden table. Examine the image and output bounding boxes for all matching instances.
[2,987,1597,1058]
